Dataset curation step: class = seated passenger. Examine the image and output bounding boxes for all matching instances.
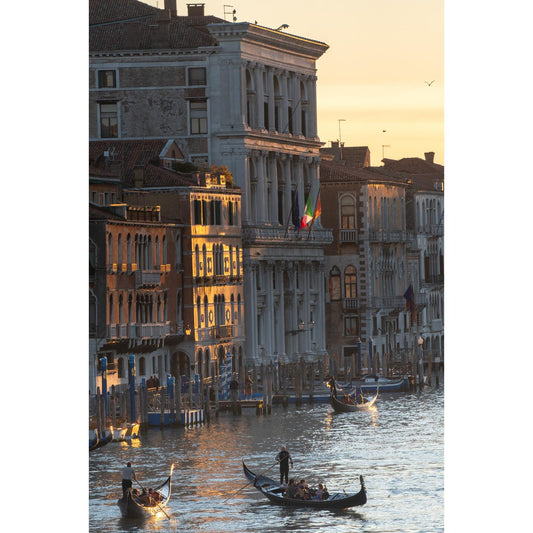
[313,483,324,500]
[296,479,310,499]
[285,479,298,499]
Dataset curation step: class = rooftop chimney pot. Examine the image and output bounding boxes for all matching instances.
[424,151,435,164]
[187,3,205,16]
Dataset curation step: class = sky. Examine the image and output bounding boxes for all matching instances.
[143,0,444,166]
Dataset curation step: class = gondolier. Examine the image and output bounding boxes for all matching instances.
[275,446,294,485]
[122,462,136,495]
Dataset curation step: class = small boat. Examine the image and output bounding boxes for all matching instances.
[112,426,129,442]
[89,428,99,451]
[90,427,113,450]
[358,375,410,392]
[330,389,378,412]
[125,422,140,440]
[117,464,174,518]
[242,462,366,509]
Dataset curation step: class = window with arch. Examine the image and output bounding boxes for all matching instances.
[117,357,124,378]
[344,265,357,298]
[329,266,341,300]
[107,233,113,266]
[204,296,209,327]
[341,196,356,229]
[139,357,146,376]
[117,234,122,266]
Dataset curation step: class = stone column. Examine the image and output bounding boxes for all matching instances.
[292,74,302,136]
[281,71,290,134]
[267,66,275,132]
[254,64,265,130]
[307,75,318,138]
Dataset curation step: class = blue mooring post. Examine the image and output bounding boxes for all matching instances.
[368,339,373,375]
[128,354,136,423]
[101,356,108,418]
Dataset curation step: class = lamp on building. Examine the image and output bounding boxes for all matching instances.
[185,323,192,336]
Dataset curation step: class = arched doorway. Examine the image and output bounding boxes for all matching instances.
[170,351,191,379]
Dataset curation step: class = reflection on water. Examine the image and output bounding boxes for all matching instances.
[90,388,443,532]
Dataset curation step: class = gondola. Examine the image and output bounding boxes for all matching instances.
[117,464,174,518]
[330,389,378,413]
[89,429,99,451]
[242,462,366,509]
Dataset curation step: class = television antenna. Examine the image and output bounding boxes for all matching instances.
[224,5,237,21]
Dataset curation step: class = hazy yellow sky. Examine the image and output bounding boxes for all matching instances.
[144,0,444,166]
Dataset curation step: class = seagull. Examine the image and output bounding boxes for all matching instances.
[425,80,435,86]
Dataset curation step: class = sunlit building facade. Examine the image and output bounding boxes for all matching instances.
[89,0,332,368]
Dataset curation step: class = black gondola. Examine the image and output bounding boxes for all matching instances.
[117,464,174,518]
[330,389,378,413]
[242,462,367,509]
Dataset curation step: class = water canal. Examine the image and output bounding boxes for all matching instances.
[89,386,444,532]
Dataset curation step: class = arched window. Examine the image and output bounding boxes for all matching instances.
[139,357,146,376]
[195,244,200,276]
[341,196,355,229]
[127,234,132,266]
[329,266,341,301]
[107,233,113,266]
[117,234,122,267]
[117,357,124,378]
[344,265,357,298]
[204,296,209,327]
[109,294,114,324]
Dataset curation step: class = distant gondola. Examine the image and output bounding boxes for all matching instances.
[242,462,367,509]
[117,464,174,519]
[330,389,378,412]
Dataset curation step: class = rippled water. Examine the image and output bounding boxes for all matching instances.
[89,386,443,532]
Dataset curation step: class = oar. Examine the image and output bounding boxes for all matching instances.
[222,462,278,503]
[135,479,170,519]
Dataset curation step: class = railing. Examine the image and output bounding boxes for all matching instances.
[368,229,407,242]
[134,322,170,338]
[343,298,358,312]
[135,269,162,287]
[339,228,358,243]
[371,296,406,308]
[214,325,234,339]
[242,225,333,245]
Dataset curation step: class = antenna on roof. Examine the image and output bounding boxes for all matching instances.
[224,5,237,21]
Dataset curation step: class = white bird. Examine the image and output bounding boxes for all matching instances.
[425,80,435,86]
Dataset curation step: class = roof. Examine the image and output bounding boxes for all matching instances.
[320,146,370,168]
[89,203,125,221]
[320,160,408,185]
[368,156,444,192]
[89,0,220,51]
[89,139,196,187]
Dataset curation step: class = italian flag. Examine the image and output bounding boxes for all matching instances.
[300,194,313,229]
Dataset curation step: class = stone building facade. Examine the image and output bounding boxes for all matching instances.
[89,0,332,368]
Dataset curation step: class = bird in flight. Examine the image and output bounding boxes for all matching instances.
[425,80,435,86]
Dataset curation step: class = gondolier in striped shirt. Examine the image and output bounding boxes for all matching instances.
[276,446,294,485]
[122,462,136,495]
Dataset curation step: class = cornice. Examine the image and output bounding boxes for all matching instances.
[207,22,328,60]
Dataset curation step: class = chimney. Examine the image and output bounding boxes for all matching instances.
[187,3,205,16]
[133,165,144,188]
[424,152,435,164]
[164,0,177,17]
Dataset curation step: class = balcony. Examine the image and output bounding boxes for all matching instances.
[343,298,359,312]
[135,269,162,288]
[368,230,407,243]
[213,325,234,339]
[339,229,358,243]
[243,225,333,245]
[371,296,406,308]
[134,322,170,338]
